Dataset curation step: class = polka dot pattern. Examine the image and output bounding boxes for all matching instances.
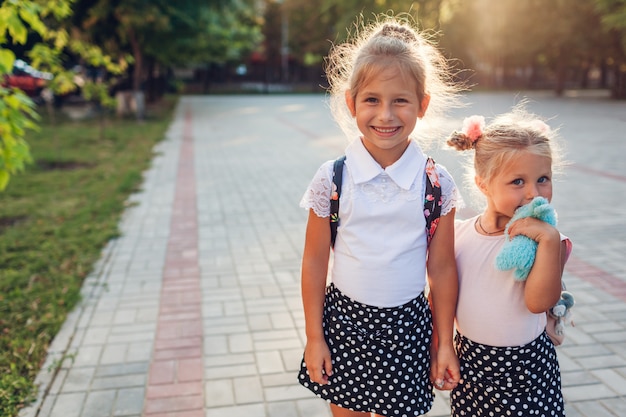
[298,284,434,416]
[451,331,565,417]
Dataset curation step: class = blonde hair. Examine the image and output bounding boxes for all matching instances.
[447,103,565,206]
[325,14,464,148]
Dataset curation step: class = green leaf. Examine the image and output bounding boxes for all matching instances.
[0,49,15,75]
[0,169,8,191]
[19,8,46,36]
[0,7,10,39]
[7,12,28,45]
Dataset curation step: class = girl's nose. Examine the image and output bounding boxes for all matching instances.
[378,103,393,120]
[526,185,539,200]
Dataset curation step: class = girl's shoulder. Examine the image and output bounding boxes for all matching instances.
[300,159,338,217]
[431,161,454,180]
[454,216,477,232]
[431,162,448,181]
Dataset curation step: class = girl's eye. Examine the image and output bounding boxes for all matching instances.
[538,176,550,184]
[364,97,378,103]
[512,179,524,186]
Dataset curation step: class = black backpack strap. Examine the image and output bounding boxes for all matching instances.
[424,157,442,246]
[330,155,346,248]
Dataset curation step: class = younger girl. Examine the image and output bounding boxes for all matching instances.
[447,106,571,417]
[297,16,463,417]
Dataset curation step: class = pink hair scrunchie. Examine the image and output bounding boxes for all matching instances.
[461,115,485,142]
[530,119,551,134]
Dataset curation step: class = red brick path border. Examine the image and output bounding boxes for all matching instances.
[564,257,626,302]
[144,107,205,417]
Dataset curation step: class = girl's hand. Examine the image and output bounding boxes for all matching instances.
[507,216,559,244]
[509,216,564,313]
[303,338,333,385]
[431,343,460,391]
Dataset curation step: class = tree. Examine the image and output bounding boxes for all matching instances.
[74,0,261,98]
[0,0,125,191]
[268,0,445,86]
[194,0,262,90]
[75,0,174,117]
[440,0,615,94]
[595,0,626,98]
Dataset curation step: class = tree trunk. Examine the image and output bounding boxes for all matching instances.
[580,60,590,89]
[611,66,626,99]
[127,27,145,119]
[554,48,566,96]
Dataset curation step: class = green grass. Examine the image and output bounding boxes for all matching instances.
[0,96,178,416]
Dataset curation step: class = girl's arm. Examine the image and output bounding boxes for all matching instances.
[427,209,460,390]
[507,217,565,313]
[301,209,333,384]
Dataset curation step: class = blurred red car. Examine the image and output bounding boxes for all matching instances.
[2,59,53,97]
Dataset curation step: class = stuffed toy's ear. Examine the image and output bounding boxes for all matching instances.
[560,291,575,309]
[494,197,557,280]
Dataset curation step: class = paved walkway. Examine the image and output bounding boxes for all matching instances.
[20,92,626,417]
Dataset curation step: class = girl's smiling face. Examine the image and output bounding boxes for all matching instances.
[480,150,553,219]
[346,65,429,167]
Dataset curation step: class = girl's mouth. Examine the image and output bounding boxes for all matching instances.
[373,126,400,134]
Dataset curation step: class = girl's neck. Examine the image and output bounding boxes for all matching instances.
[476,212,508,236]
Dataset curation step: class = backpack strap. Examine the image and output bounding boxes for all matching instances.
[424,157,442,246]
[330,155,346,248]
[329,155,442,248]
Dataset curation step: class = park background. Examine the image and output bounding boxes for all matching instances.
[1,1,626,416]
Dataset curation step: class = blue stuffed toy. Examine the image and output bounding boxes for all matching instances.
[548,290,575,337]
[495,196,557,280]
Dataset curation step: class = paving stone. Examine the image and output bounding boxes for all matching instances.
[61,366,95,392]
[261,372,298,388]
[205,363,258,380]
[265,384,313,402]
[562,370,600,387]
[563,383,618,401]
[95,362,149,377]
[256,350,284,374]
[296,398,333,417]
[560,344,612,357]
[72,345,103,367]
[204,352,255,368]
[82,390,116,417]
[572,400,623,417]
[205,403,266,417]
[576,354,626,369]
[91,374,146,390]
[266,401,299,417]
[601,397,626,415]
[234,376,264,404]
[113,387,145,416]
[49,392,85,417]
[228,333,253,353]
[590,369,626,395]
[205,380,234,408]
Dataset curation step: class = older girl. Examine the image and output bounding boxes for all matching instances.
[297,15,463,417]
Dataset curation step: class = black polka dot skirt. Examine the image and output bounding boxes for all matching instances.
[451,331,565,417]
[298,284,434,416]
